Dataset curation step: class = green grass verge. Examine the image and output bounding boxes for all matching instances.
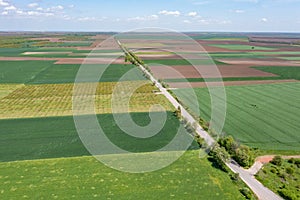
[256,159,300,200]
[253,66,300,80]
[0,151,244,200]
[173,82,300,151]
[0,112,199,162]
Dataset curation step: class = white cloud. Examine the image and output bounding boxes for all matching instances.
[197,18,232,25]
[44,5,64,12]
[78,17,102,22]
[69,5,75,8]
[187,12,197,17]
[261,18,268,22]
[0,0,9,6]
[192,1,210,5]
[28,3,38,8]
[234,0,258,3]
[234,9,245,13]
[36,7,43,11]
[16,10,24,14]
[56,5,64,10]
[63,15,71,20]
[4,5,16,10]
[1,11,8,15]
[23,11,53,17]
[183,20,191,24]
[159,10,181,16]
[127,14,159,21]
[149,14,159,20]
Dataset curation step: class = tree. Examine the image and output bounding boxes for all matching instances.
[174,106,182,119]
[210,144,230,172]
[271,156,283,166]
[233,145,254,168]
[195,135,206,148]
[218,136,237,155]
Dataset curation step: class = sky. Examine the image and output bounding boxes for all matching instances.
[0,0,299,32]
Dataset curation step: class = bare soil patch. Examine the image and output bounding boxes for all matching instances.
[150,64,277,79]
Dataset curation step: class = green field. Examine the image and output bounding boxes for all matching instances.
[0,112,198,162]
[253,66,300,80]
[208,44,276,51]
[0,151,244,200]
[280,56,300,60]
[165,76,284,83]
[173,82,300,151]
[0,61,54,83]
[0,61,144,84]
[191,34,248,41]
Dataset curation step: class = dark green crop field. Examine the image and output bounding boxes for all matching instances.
[0,112,197,162]
[173,82,300,151]
[253,66,300,80]
[0,61,54,83]
[0,61,145,84]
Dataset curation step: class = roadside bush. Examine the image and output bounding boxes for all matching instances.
[239,187,252,199]
[209,144,230,172]
[288,158,295,164]
[294,159,300,168]
[233,145,254,168]
[185,122,195,134]
[278,188,297,200]
[286,167,294,175]
[218,136,254,168]
[218,136,238,155]
[271,156,283,166]
[194,135,206,148]
[229,172,240,183]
